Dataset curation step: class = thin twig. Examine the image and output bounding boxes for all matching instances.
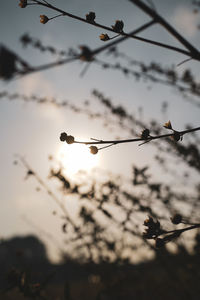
[177,58,193,67]
[73,126,200,147]
[12,21,157,78]
[129,0,200,58]
[29,1,195,58]
[17,57,78,78]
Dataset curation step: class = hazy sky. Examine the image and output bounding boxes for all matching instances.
[1,0,200,261]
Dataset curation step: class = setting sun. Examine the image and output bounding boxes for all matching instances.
[56,142,100,176]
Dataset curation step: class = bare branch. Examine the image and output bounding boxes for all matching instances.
[60,125,200,152]
[129,0,200,58]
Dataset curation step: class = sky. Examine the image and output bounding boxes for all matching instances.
[1,0,200,261]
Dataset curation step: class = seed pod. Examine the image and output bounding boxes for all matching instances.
[40,15,49,24]
[79,46,93,61]
[112,20,124,33]
[60,132,68,142]
[90,146,98,154]
[66,135,74,144]
[141,128,150,139]
[144,216,154,226]
[163,120,172,130]
[86,12,96,23]
[19,0,27,8]
[99,33,110,41]
[172,131,181,142]
[171,214,182,224]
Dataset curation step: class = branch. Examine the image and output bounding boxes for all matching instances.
[60,123,200,153]
[18,56,78,77]
[93,20,156,55]
[29,0,156,41]
[21,1,197,59]
[7,20,156,79]
[129,0,200,59]
[18,35,200,103]
[143,215,200,248]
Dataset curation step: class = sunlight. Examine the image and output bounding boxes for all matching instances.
[56,142,100,176]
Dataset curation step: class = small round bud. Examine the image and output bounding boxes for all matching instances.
[99,34,110,41]
[111,20,124,33]
[90,146,98,155]
[40,15,49,24]
[86,12,96,23]
[60,132,68,142]
[66,135,74,144]
[163,120,172,130]
[171,214,182,225]
[141,128,150,139]
[19,0,27,8]
[144,216,153,226]
[79,46,93,61]
[172,131,181,142]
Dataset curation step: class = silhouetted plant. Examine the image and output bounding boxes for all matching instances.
[15,155,200,261]
[1,0,200,272]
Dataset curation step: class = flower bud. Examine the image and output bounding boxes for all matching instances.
[171,214,182,225]
[144,216,154,226]
[99,34,110,41]
[79,46,93,61]
[40,15,49,24]
[86,12,96,23]
[112,20,124,33]
[19,0,27,8]
[90,146,98,154]
[163,120,172,130]
[60,132,68,142]
[172,131,181,141]
[66,135,74,144]
[141,129,150,139]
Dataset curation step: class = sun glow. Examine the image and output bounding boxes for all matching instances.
[56,142,100,176]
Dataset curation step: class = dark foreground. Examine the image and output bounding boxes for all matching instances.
[0,235,199,300]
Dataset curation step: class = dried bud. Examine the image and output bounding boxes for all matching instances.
[79,46,93,61]
[99,33,110,41]
[40,15,49,24]
[112,20,124,33]
[171,214,182,225]
[155,238,165,248]
[141,128,150,139]
[60,132,68,142]
[66,135,74,144]
[144,216,154,226]
[19,0,27,8]
[164,120,172,130]
[86,11,96,23]
[90,146,98,155]
[143,216,163,240]
[172,131,181,142]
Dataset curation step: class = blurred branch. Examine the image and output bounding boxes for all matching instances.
[17,34,200,104]
[1,19,155,80]
[143,215,200,248]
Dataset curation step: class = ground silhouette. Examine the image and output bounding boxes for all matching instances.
[0,235,200,299]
